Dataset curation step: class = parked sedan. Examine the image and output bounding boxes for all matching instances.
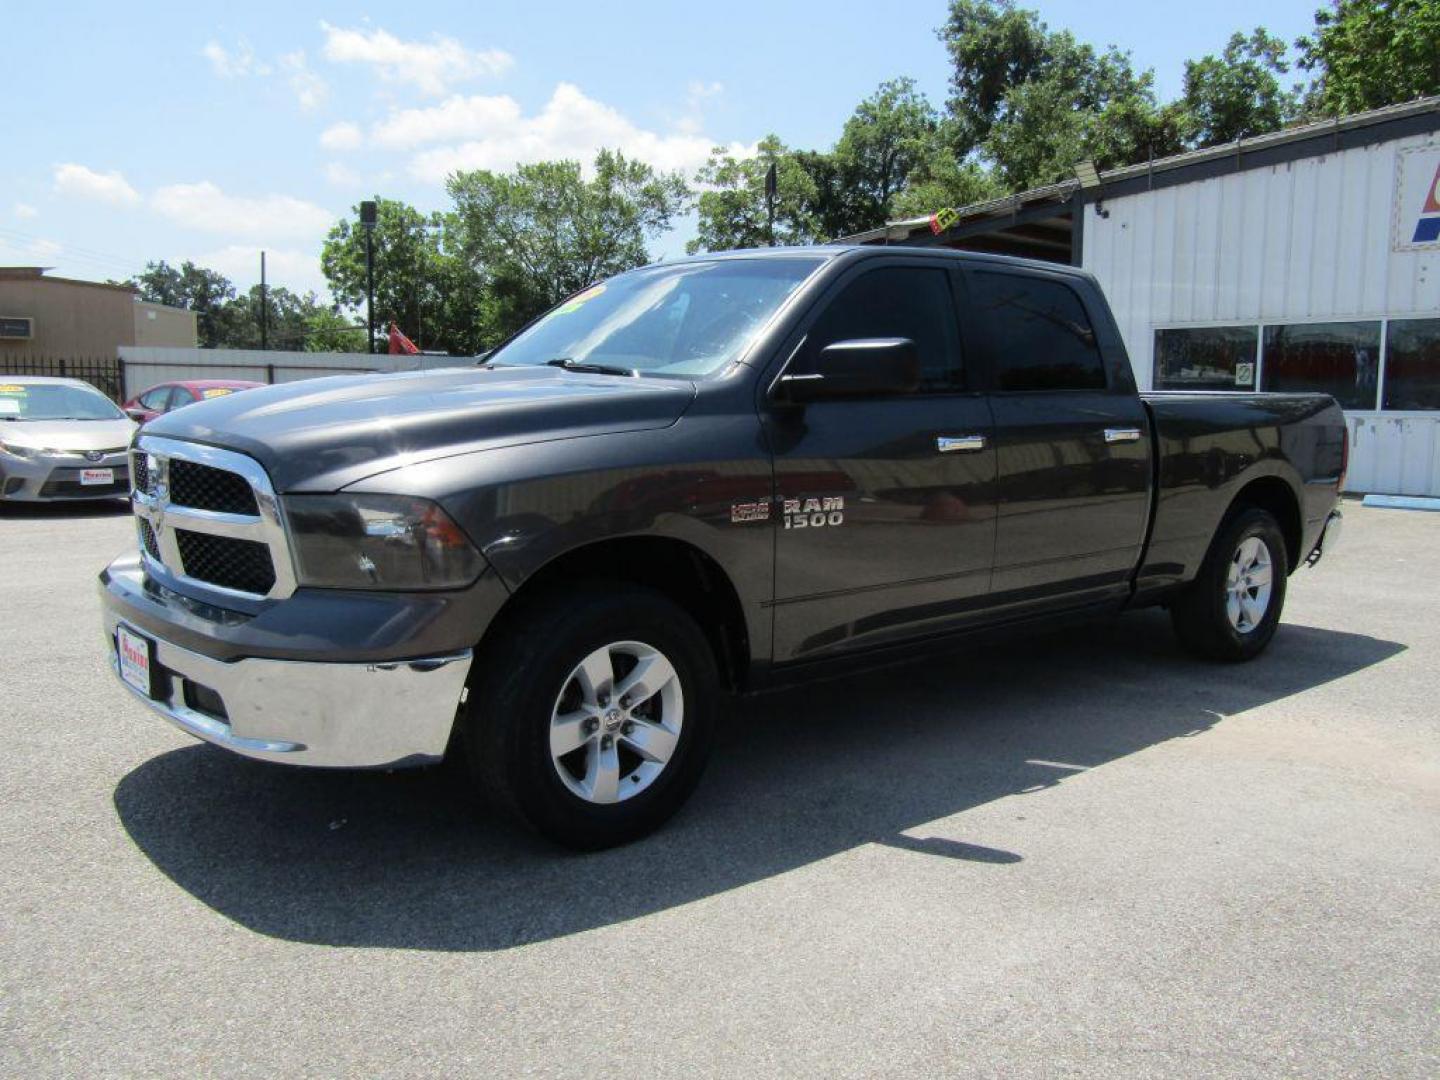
[0,377,136,501]
[122,380,263,424]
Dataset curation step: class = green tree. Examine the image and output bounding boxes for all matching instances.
[214,286,331,350]
[128,260,236,348]
[937,0,1058,155]
[1297,0,1440,115]
[1182,29,1299,145]
[827,79,945,232]
[450,149,690,339]
[321,198,480,354]
[688,136,819,252]
[302,307,367,352]
[890,129,1006,219]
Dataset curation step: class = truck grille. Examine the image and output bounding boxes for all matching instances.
[169,459,259,516]
[130,436,295,601]
[175,530,276,594]
[131,452,151,495]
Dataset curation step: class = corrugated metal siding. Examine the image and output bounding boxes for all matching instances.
[1085,131,1440,495]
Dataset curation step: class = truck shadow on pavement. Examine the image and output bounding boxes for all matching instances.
[113,611,1404,952]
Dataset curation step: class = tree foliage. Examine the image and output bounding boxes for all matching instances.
[128,261,235,348]
[320,198,480,354]
[1297,0,1440,115]
[449,149,690,339]
[1183,29,1300,145]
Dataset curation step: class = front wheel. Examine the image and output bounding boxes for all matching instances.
[1171,507,1289,662]
[461,582,718,849]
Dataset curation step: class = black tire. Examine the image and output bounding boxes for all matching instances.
[1171,507,1289,662]
[461,581,718,850]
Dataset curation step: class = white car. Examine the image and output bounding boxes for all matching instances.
[0,376,136,502]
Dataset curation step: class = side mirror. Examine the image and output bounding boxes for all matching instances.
[776,338,920,403]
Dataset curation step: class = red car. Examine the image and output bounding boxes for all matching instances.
[122,380,264,423]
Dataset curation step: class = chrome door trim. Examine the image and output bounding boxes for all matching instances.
[937,434,987,453]
[1103,427,1142,444]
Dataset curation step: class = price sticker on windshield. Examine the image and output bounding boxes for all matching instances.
[0,398,18,415]
[201,387,235,399]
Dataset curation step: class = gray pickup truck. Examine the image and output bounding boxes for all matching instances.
[100,246,1345,848]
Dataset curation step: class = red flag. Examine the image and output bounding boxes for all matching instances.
[388,322,420,355]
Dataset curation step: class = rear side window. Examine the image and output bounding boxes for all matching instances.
[139,387,170,410]
[806,266,963,392]
[972,272,1107,392]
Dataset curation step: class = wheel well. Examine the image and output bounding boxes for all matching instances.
[491,537,750,692]
[1228,477,1302,572]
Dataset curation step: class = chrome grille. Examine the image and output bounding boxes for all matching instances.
[169,459,259,515]
[130,436,296,601]
[175,530,276,594]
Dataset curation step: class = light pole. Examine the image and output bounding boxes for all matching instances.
[360,200,377,354]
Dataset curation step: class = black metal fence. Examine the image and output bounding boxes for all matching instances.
[0,355,125,402]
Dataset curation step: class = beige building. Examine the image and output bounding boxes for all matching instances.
[0,267,197,360]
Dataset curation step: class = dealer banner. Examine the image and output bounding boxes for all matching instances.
[1392,145,1440,252]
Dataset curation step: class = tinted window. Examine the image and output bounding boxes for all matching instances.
[1154,326,1258,390]
[972,272,1106,392]
[1383,318,1440,411]
[805,266,963,392]
[1261,321,1380,409]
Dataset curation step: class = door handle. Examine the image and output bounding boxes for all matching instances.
[937,434,986,453]
[1103,428,1142,444]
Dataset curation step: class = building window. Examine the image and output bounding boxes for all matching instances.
[1154,326,1258,390]
[1383,318,1440,411]
[1261,321,1381,410]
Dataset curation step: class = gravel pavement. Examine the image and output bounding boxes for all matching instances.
[1,497,1436,1078]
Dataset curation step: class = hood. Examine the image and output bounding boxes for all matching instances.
[0,417,135,453]
[141,365,696,492]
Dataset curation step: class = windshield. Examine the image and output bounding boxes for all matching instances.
[489,258,824,378]
[0,382,125,421]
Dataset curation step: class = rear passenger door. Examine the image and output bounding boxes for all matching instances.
[968,267,1151,611]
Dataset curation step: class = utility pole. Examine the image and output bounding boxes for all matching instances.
[765,161,778,247]
[259,250,268,350]
[360,200,378,354]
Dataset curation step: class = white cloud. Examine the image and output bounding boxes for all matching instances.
[319,22,514,97]
[151,181,333,239]
[53,163,140,206]
[323,161,362,187]
[196,245,328,297]
[280,50,327,111]
[319,121,363,151]
[13,202,38,220]
[201,39,268,78]
[358,83,741,182]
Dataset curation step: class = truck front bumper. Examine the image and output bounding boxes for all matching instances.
[99,555,488,768]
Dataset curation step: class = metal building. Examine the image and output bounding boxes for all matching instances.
[849,96,1440,498]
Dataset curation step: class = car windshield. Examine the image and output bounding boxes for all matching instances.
[488,257,825,378]
[0,383,125,421]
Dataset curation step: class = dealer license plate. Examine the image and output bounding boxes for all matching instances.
[117,624,155,698]
[80,468,114,486]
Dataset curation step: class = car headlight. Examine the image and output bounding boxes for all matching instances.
[282,493,486,590]
[0,439,36,459]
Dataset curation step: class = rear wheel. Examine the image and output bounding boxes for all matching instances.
[462,582,718,849]
[1171,507,1288,662]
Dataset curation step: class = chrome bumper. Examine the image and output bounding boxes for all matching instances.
[102,607,472,768]
[1306,509,1343,566]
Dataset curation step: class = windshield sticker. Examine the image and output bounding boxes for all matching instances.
[552,284,606,316]
[0,385,28,394]
[0,398,18,415]
[201,387,236,399]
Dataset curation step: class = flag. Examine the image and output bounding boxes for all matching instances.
[388,322,419,355]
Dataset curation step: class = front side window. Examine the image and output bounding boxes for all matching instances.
[971,272,1107,392]
[490,258,824,378]
[1261,321,1380,409]
[803,266,964,392]
[1383,318,1440,411]
[1154,326,1258,390]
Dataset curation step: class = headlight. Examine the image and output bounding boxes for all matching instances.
[283,494,486,590]
[0,439,36,459]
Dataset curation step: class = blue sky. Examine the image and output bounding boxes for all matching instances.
[2,0,1323,300]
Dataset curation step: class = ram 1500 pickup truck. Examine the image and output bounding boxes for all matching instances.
[100,247,1346,848]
